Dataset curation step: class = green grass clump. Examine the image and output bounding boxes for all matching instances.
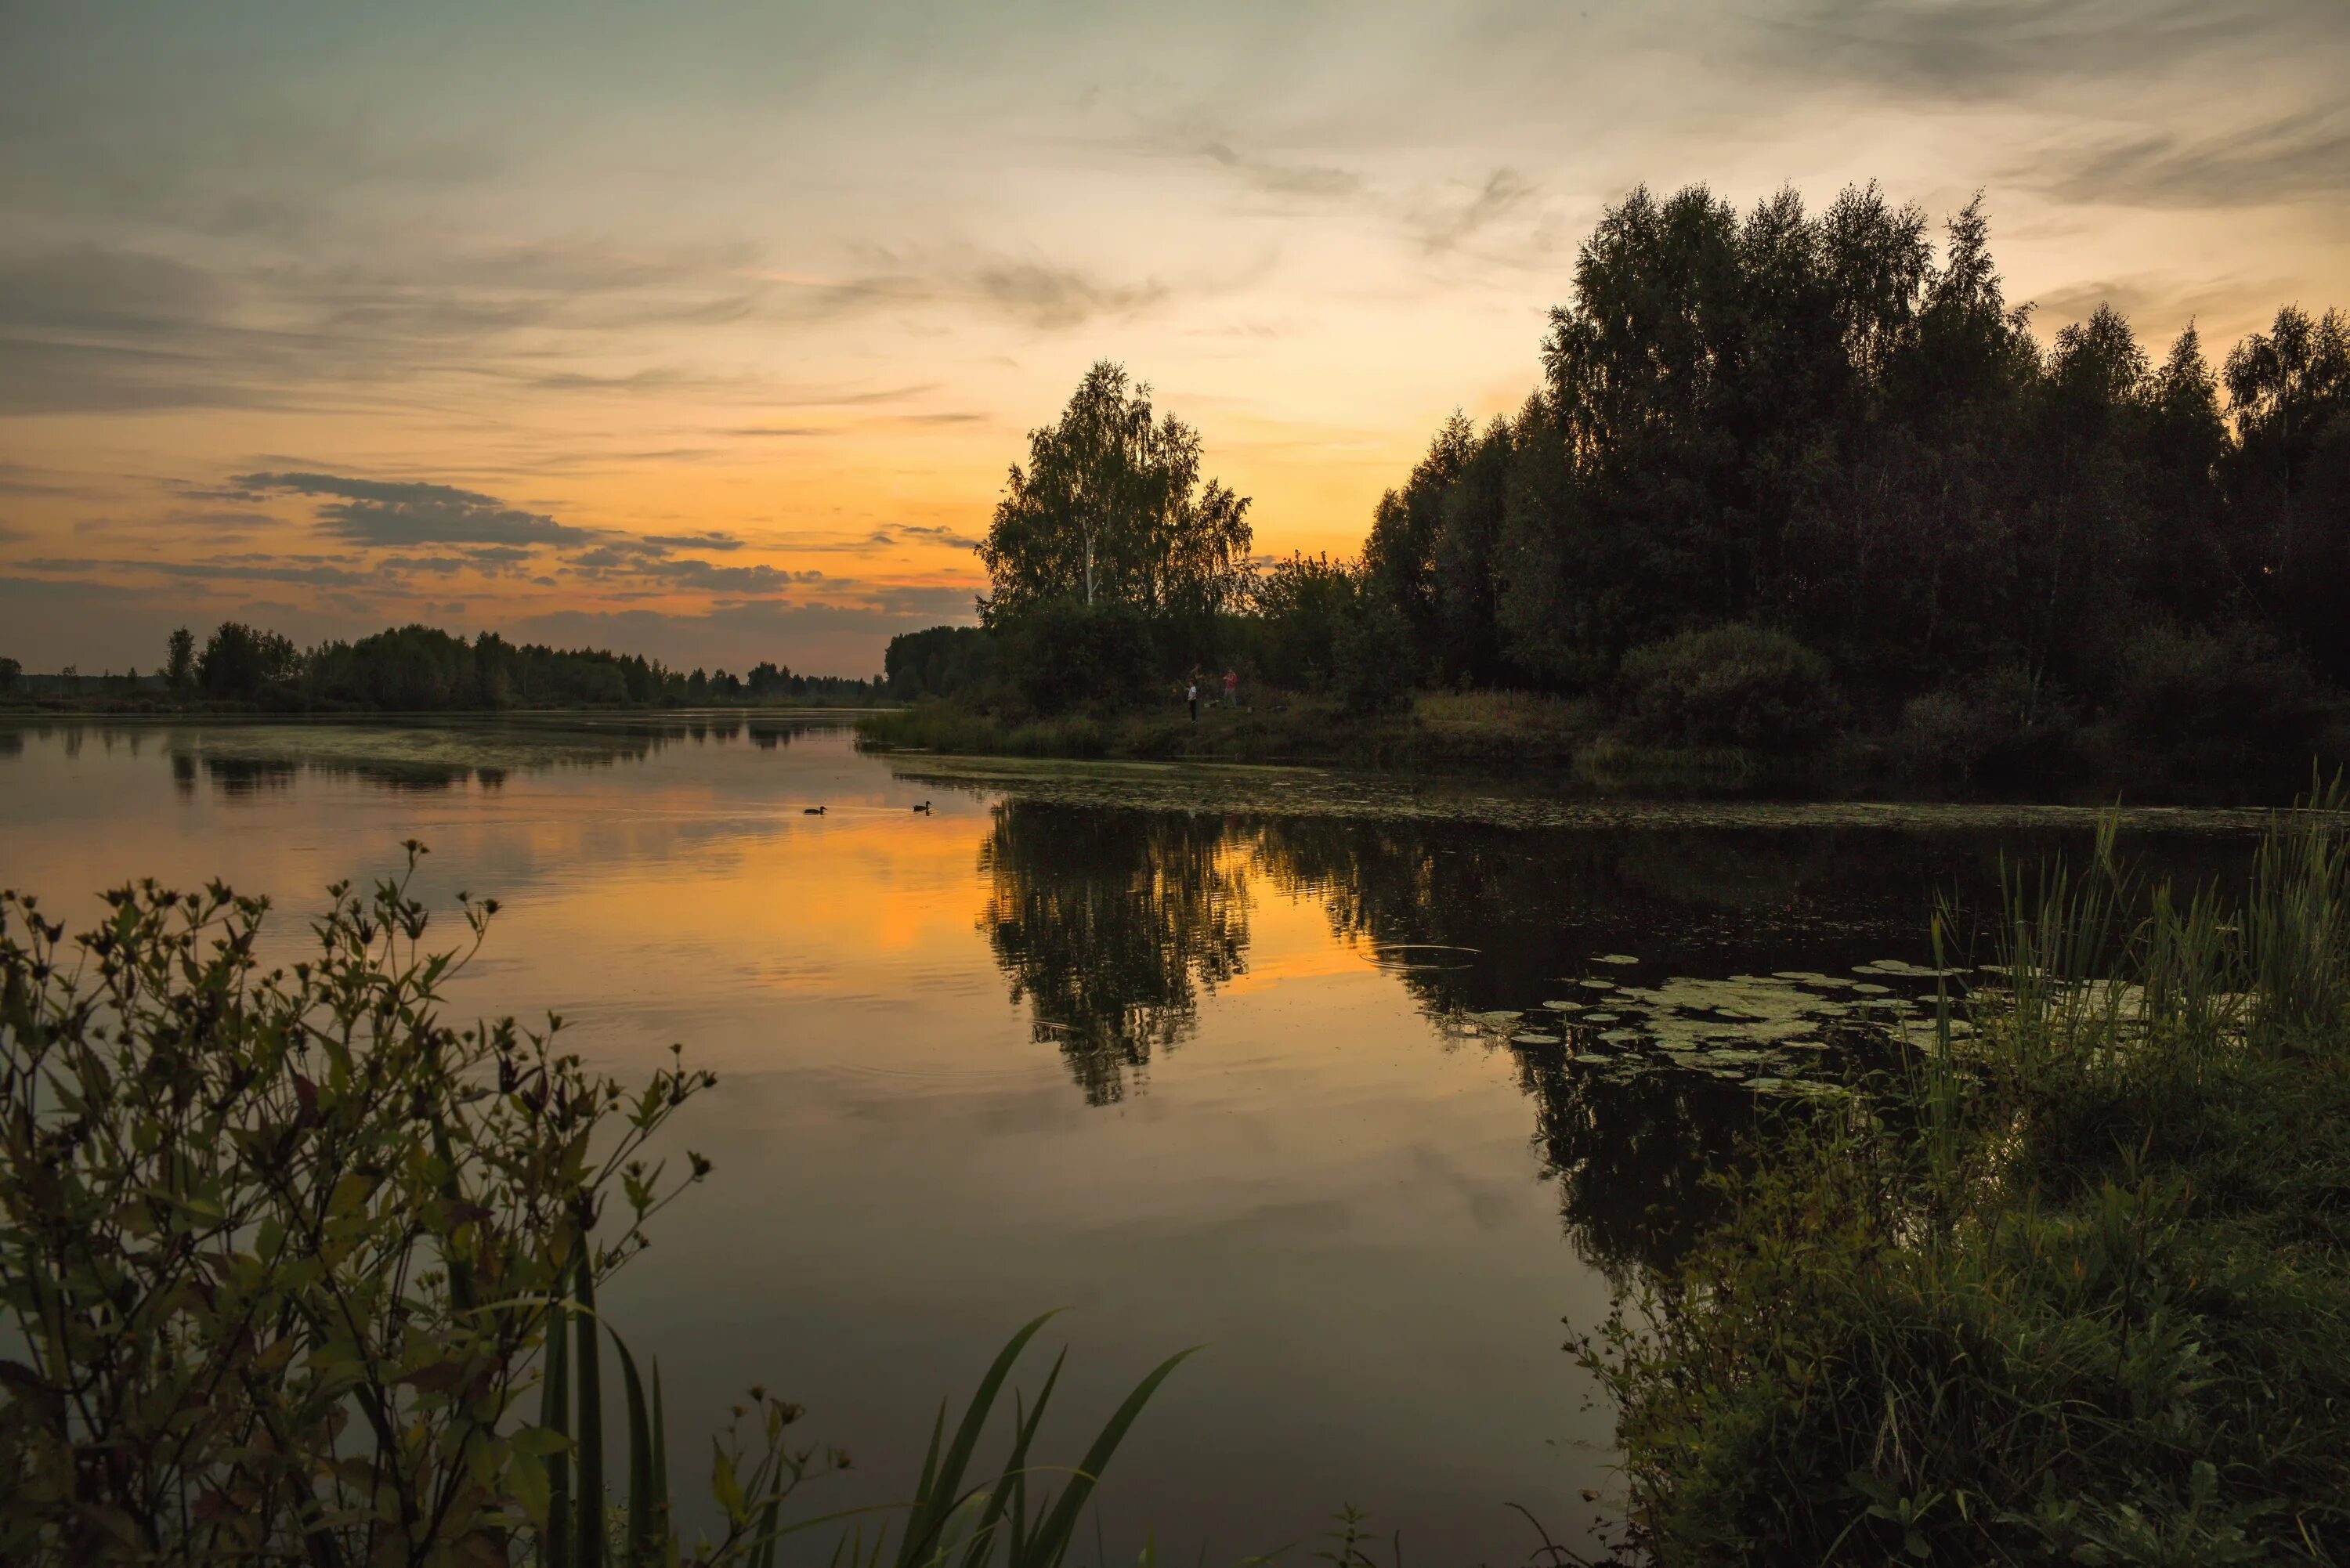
[1575,799,2350,1564]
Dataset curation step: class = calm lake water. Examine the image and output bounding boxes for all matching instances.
[0,716,2269,1561]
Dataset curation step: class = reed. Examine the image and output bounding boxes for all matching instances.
[527,1277,1191,1568]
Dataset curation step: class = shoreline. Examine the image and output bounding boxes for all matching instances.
[856,694,2341,810]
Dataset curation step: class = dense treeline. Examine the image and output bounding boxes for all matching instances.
[1,620,879,710]
[1360,183,2349,777]
[889,182,2350,788]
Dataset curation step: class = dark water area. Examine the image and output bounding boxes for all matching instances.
[0,716,2269,1560]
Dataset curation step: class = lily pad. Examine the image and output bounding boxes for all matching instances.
[1510,1032,1564,1047]
[1592,953,1641,966]
[1859,959,1968,978]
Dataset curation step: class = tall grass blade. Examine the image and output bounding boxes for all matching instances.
[1020,1348,1196,1568]
[896,1313,1061,1568]
[542,1287,573,1568]
[610,1327,663,1566]
[576,1251,608,1568]
[956,1350,1067,1568]
[651,1363,670,1566]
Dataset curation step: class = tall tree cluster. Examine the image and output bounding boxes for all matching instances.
[1361,182,2350,725]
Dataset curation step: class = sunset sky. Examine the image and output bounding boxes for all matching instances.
[4,1,2347,677]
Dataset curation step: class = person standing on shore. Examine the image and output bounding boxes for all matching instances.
[1187,677,1198,722]
[1223,667,1238,709]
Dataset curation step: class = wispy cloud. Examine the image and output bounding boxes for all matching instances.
[2021,109,2350,208]
[972,262,1170,330]
[645,531,746,552]
[1196,139,1364,201]
[892,523,984,550]
[1412,167,1541,253]
[21,554,382,587]
[0,463,91,498]
[1752,0,2342,99]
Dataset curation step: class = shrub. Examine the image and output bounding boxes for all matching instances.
[1895,664,2080,782]
[0,847,1180,1566]
[996,599,1162,712]
[1618,624,1838,750]
[1253,553,1361,691]
[1332,587,1415,717]
[1575,809,2350,1563]
[2107,620,2334,781]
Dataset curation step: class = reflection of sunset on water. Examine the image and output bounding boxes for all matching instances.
[0,715,2273,1559]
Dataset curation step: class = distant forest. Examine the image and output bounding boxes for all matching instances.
[0,621,877,710]
[888,182,2350,785]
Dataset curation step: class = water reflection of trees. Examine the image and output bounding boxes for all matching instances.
[0,716,831,797]
[975,805,2256,1274]
[977,804,1250,1104]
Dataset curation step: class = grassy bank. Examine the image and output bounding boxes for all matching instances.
[855,692,1782,789]
[860,689,2347,803]
[1574,805,2350,1563]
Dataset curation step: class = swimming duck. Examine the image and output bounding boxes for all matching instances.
[802,805,826,815]
[911,800,932,813]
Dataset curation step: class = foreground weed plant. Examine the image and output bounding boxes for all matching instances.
[0,844,1179,1567]
[1573,798,2350,1564]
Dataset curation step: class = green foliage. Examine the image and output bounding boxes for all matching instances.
[1343,182,2350,778]
[1574,800,2350,1564]
[196,620,301,699]
[978,362,1253,628]
[0,657,18,695]
[309,626,664,709]
[886,626,996,702]
[1250,554,1360,691]
[0,850,1182,1566]
[0,845,714,1563]
[122,622,871,713]
[1331,587,1413,718]
[2106,621,2333,786]
[994,600,1162,713]
[164,628,195,694]
[1893,664,2079,784]
[1618,624,1837,750]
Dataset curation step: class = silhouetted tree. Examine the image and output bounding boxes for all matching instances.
[196,623,298,699]
[164,627,195,694]
[1327,179,2346,781]
[884,627,992,700]
[978,362,1253,627]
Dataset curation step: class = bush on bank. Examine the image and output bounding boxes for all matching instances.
[1574,806,2350,1563]
[0,848,1177,1567]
